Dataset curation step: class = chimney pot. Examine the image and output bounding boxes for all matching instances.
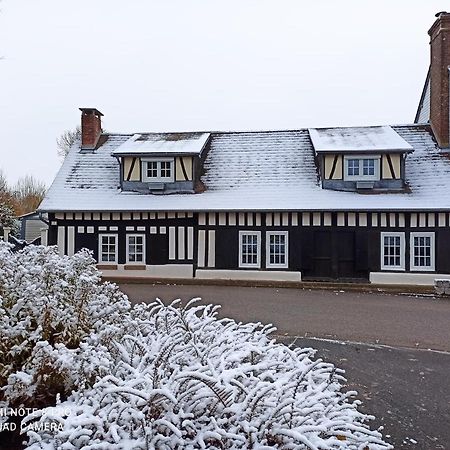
[79,107,103,150]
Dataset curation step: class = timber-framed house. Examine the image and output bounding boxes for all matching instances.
[39,13,450,286]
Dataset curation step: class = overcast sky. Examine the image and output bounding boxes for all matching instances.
[0,0,447,186]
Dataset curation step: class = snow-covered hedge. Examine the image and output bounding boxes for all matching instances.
[0,243,129,409]
[0,243,392,449]
[0,202,19,237]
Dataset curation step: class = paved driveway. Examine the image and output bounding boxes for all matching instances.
[118,283,450,351]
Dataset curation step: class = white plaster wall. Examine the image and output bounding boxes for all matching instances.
[370,272,450,286]
[195,269,302,282]
[99,264,194,279]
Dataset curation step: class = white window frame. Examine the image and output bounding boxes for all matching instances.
[126,234,146,264]
[380,232,405,271]
[410,232,435,272]
[344,155,380,181]
[98,234,118,264]
[239,231,261,268]
[141,158,174,182]
[266,231,288,268]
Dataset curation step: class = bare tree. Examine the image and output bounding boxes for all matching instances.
[57,126,81,157]
[0,169,7,196]
[0,169,18,212]
[0,170,19,236]
[12,175,46,216]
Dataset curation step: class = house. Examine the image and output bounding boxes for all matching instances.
[39,12,450,286]
[18,211,48,243]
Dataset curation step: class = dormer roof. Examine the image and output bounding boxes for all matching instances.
[112,132,210,157]
[308,126,413,154]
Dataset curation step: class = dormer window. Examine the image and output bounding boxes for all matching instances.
[308,126,414,193]
[344,156,380,181]
[142,158,174,182]
[112,132,210,194]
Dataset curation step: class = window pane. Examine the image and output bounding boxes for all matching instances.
[268,233,286,266]
[241,234,259,266]
[128,236,145,263]
[347,159,359,176]
[412,234,433,269]
[100,235,116,263]
[383,234,402,268]
[160,161,172,178]
[363,159,375,176]
[146,161,158,178]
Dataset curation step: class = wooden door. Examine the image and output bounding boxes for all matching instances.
[306,230,363,281]
[336,231,355,279]
[312,231,333,279]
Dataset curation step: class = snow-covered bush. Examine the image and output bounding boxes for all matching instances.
[25,300,391,449]
[0,243,130,409]
[0,202,19,237]
[0,242,391,449]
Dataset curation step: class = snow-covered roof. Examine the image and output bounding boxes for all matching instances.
[39,125,450,212]
[308,125,413,153]
[111,132,210,156]
[415,67,431,124]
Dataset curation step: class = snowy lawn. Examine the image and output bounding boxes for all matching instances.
[0,243,392,449]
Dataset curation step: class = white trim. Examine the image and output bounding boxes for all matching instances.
[208,230,216,267]
[57,226,65,256]
[141,158,174,182]
[67,226,75,257]
[98,233,118,264]
[266,231,288,269]
[187,227,194,260]
[410,232,435,272]
[169,227,176,260]
[344,154,380,181]
[198,230,206,268]
[196,269,301,282]
[98,264,194,279]
[370,272,449,286]
[178,227,185,260]
[126,233,146,264]
[239,231,261,268]
[40,228,48,246]
[380,232,405,271]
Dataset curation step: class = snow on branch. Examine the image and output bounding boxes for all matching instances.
[25,303,391,449]
[0,243,391,449]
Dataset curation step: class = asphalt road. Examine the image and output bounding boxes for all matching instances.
[118,283,450,351]
[287,338,450,450]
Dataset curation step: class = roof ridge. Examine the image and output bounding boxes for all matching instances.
[104,123,428,137]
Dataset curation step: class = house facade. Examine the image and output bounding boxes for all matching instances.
[40,13,450,286]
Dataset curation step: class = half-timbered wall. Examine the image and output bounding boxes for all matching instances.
[175,157,193,181]
[323,155,343,180]
[47,210,450,284]
[122,157,141,181]
[381,154,402,179]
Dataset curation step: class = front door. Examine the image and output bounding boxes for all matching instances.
[307,230,361,281]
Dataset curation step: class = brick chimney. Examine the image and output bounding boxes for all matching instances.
[429,12,450,148]
[79,108,103,150]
